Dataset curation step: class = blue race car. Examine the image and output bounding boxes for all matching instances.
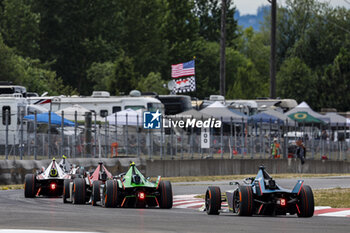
[205,166,314,217]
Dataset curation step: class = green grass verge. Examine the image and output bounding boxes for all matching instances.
[164,173,350,183]
[0,184,24,190]
[314,188,350,208]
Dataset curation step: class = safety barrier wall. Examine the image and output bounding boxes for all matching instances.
[145,159,350,177]
[0,158,145,185]
[1,158,350,185]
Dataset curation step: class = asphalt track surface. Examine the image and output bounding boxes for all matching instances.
[1,177,350,233]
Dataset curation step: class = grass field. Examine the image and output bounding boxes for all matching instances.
[314,188,350,208]
[162,173,350,183]
[0,184,24,190]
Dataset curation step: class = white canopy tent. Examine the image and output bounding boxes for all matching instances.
[284,101,330,123]
[55,104,98,121]
[324,112,349,127]
[200,101,247,123]
[106,109,143,126]
[169,109,213,120]
[27,104,48,114]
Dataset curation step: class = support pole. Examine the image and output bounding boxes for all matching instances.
[61,111,64,156]
[219,0,227,96]
[20,108,24,160]
[48,111,51,159]
[34,111,37,160]
[94,112,97,157]
[269,0,277,98]
[85,112,92,157]
[5,110,9,159]
[74,111,77,158]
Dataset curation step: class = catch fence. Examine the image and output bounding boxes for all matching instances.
[0,110,349,161]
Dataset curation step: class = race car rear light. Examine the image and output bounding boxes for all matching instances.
[138,192,145,200]
[50,183,56,190]
[280,198,286,206]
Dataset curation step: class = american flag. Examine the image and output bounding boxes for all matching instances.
[171,60,195,78]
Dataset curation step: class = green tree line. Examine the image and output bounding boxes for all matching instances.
[0,0,350,111]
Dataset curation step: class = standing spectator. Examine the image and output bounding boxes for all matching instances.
[296,138,306,164]
[128,134,137,154]
[321,130,328,140]
[271,138,281,158]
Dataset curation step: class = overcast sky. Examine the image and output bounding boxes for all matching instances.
[234,0,350,15]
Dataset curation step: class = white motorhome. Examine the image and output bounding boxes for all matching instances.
[226,100,259,116]
[0,94,28,145]
[200,96,258,116]
[200,95,226,109]
[32,91,163,118]
[255,98,298,112]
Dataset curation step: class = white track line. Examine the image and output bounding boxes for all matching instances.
[318,210,350,217]
[315,206,332,210]
[173,200,204,205]
[0,231,98,233]
[175,202,205,208]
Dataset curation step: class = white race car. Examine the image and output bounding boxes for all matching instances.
[24,157,82,198]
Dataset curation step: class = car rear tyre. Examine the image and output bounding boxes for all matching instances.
[92,180,101,206]
[63,179,71,203]
[234,185,254,216]
[158,181,173,209]
[297,185,314,217]
[103,180,118,208]
[205,186,221,215]
[24,174,36,198]
[72,178,85,204]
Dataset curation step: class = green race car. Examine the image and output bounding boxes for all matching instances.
[94,162,173,209]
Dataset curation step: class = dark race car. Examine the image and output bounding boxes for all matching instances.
[98,162,173,209]
[63,161,113,205]
[24,156,78,197]
[205,166,314,217]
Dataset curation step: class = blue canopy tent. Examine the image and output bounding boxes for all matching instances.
[24,112,75,126]
[248,112,284,124]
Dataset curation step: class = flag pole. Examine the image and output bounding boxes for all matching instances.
[193,56,198,104]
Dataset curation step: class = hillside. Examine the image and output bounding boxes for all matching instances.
[235,5,269,31]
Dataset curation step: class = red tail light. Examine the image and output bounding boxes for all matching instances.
[139,192,145,200]
[280,198,286,206]
[50,183,56,190]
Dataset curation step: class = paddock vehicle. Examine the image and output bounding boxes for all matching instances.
[205,166,314,217]
[63,161,113,204]
[24,157,76,197]
[100,162,173,208]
